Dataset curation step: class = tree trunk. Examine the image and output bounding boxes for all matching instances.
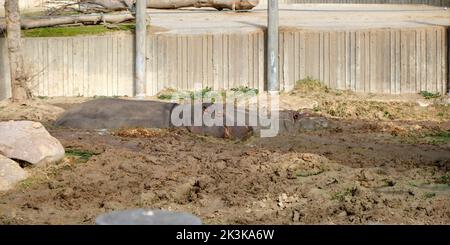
[0,13,135,30]
[4,0,31,102]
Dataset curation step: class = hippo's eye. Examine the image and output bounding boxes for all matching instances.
[293,113,300,120]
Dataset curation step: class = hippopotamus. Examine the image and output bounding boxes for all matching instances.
[54,98,331,139]
[54,98,253,140]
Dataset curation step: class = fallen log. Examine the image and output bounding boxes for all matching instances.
[0,13,134,30]
[80,0,260,11]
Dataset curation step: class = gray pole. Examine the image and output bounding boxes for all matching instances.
[448,28,450,96]
[135,0,147,98]
[267,0,279,92]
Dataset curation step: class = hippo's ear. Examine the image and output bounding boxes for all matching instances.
[293,112,301,121]
[201,103,214,112]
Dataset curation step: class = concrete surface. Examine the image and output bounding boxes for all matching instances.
[147,4,450,32]
[0,0,45,16]
[265,0,450,7]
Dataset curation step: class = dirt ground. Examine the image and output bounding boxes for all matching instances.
[0,87,449,224]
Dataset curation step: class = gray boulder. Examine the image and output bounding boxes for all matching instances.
[0,121,65,166]
[0,155,28,192]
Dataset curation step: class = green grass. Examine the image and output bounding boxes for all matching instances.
[419,91,441,100]
[93,95,121,99]
[19,178,34,189]
[435,105,450,120]
[383,110,393,119]
[65,149,98,163]
[157,86,259,102]
[157,87,215,101]
[22,24,135,38]
[436,173,450,185]
[157,88,187,100]
[332,186,358,202]
[190,87,213,100]
[157,93,174,100]
[425,131,450,145]
[230,86,259,95]
[424,192,436,199]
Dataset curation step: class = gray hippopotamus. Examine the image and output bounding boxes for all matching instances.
[55,98,331,139]
[54,98,253,140]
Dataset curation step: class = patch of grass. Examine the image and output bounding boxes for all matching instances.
[36,96,48,100]
[19,178,34,189]
[382,179,396,187]
[296,167,326,177]
[383,110,393,119]
[114,128,166,138]
[435,173,450,185]
[425,131,450,145]
[157,93,174,100]
[434,105,450,120]
[93,95,121,99]
[65,149,97,163]
[424,192,436,199]
[22,24,135,38]
[157,86,258,102]
[190,87,213,100]
[230,86,259,95]
[324,101,349,117]
[332,186,358,202]
[408,180,430,187]
[419,91,441,100]
[157,87,218,101]
[295,77,328,92]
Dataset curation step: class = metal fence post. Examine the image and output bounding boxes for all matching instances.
[135,0,147,98]
[267,0,279,92]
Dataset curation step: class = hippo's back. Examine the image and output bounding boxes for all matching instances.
[54,98,178,129]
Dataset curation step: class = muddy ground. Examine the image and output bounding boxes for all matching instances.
[0,88,449,224]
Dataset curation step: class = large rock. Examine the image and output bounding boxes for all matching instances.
[0,121,65,166]
[0,155,28,192]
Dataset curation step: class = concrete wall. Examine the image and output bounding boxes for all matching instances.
[279,27,448,94]
[275,0,450,6]
[0,27,448,99]
[0,30,266,98]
